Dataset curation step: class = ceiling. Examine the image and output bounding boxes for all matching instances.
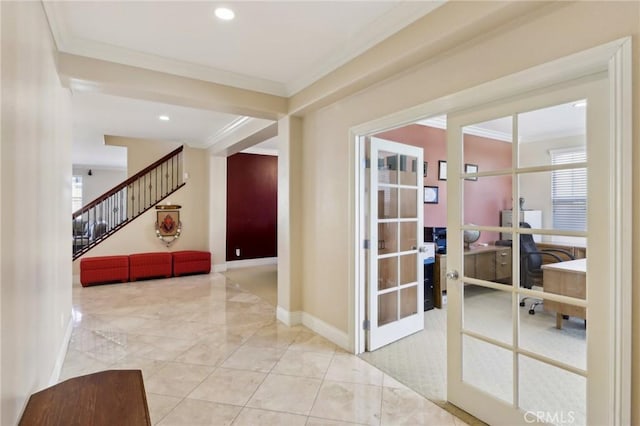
[44,1,444,169]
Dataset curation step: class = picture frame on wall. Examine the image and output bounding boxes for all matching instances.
[465,163,479,181]
[424,186,439,204]
[423,162,428,177]
[438,160,447,181]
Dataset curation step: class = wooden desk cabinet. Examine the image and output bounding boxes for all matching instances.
[433,246,512,308]
[542,258,586,329]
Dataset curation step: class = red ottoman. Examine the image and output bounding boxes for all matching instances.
[172,251,211,277]
[129,252,172,281]
[80,256,129,287]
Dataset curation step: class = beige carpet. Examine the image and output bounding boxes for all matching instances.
[360,286,587,426]
[222,264,277,306]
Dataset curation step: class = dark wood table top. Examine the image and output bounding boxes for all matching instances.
[19,370,151,426]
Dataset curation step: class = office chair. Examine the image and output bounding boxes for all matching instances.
[519,222,575,315]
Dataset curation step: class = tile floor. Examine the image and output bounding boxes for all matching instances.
[61,272,467,425]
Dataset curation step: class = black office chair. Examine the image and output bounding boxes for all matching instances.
[519,222,575,315]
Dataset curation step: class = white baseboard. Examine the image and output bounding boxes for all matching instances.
[225,257,277,269]
[276,306,302,326]
[49,315,73,386]
[301,312,350,351]
[276,307,349,352]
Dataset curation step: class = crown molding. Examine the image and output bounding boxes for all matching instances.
[43,2,444,98]
[417,117,512,142]
[417,117,585,144]
[241,147,278,156]
[42,3,287,97]
[286,1,446,96]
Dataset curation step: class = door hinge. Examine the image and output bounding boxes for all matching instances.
[363,319,370,330]
[364,158,370,169]
[363,239,370,249]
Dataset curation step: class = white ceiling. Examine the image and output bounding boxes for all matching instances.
[71,92,244,167]
[45,1,444,168]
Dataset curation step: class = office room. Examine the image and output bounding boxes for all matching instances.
[361,101,588,422]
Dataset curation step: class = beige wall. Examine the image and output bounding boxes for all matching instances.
[277,116,303,317]
[73,140,209,275]
[72,166,127,205]
[1,2,73,424]
[297,1,638,419]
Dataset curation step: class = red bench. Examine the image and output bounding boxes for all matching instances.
[172,250,211,277]
[80,256,129,287]
[129,252,172,281]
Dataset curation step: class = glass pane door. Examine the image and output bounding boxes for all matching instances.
[367,137,424,351]
[447,76,611,425]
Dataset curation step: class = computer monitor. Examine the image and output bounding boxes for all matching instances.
[425,227,446,253]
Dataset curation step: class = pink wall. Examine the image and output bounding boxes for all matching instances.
[375,124,512,244]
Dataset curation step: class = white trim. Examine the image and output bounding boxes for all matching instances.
[207,118,276,157]
[206,117,252,147]
[351,37,631,423]
[302,312,350,352]
[286,1,445,96]
[48,315,73,386]
[213,263,227,273]
[43,2,443,98]
[241,147,279,156]
[276,308,350,352]
[276,306,302,326]
[351,38,629,137]
[417,116,513,142]
[225,257,277,269]
[609,38,632,426]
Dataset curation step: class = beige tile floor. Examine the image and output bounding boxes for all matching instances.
[61,272,468,425]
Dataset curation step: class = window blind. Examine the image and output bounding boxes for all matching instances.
[551,148,586,231]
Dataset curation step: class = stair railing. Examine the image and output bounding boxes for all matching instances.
[73,145,185,259]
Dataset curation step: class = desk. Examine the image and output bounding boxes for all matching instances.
[541,258,586,329]
[433,245,512,308]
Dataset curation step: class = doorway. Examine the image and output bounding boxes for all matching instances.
[353,39,631,425]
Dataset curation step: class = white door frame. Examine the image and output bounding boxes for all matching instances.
[350,37,631,424]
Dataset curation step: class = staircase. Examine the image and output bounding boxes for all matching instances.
[72,146,185,260]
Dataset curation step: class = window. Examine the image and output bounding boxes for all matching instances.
[551,148,586,231]
[72,175,83,212]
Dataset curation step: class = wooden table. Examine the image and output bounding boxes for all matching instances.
[20,370,151,426]
[541,258,586,329]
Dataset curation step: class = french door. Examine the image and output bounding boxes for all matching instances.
[366,137,425,351]
[446,75,612,425]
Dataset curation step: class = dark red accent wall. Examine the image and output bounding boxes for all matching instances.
[226,153,277,261]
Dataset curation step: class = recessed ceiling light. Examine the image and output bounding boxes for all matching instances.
[158,115,170,121]
[573,100,587,108]
[215,7,235,21]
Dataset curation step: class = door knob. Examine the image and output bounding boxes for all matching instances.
[418,246,428,253]
[446,270,459,280]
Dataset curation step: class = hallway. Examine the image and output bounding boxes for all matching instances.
[61,272,465,425]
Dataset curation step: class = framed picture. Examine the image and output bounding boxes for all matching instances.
[438,160,447,181]
[423,162,428,177]
[424,186,439,204]
[465,163,479,181]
